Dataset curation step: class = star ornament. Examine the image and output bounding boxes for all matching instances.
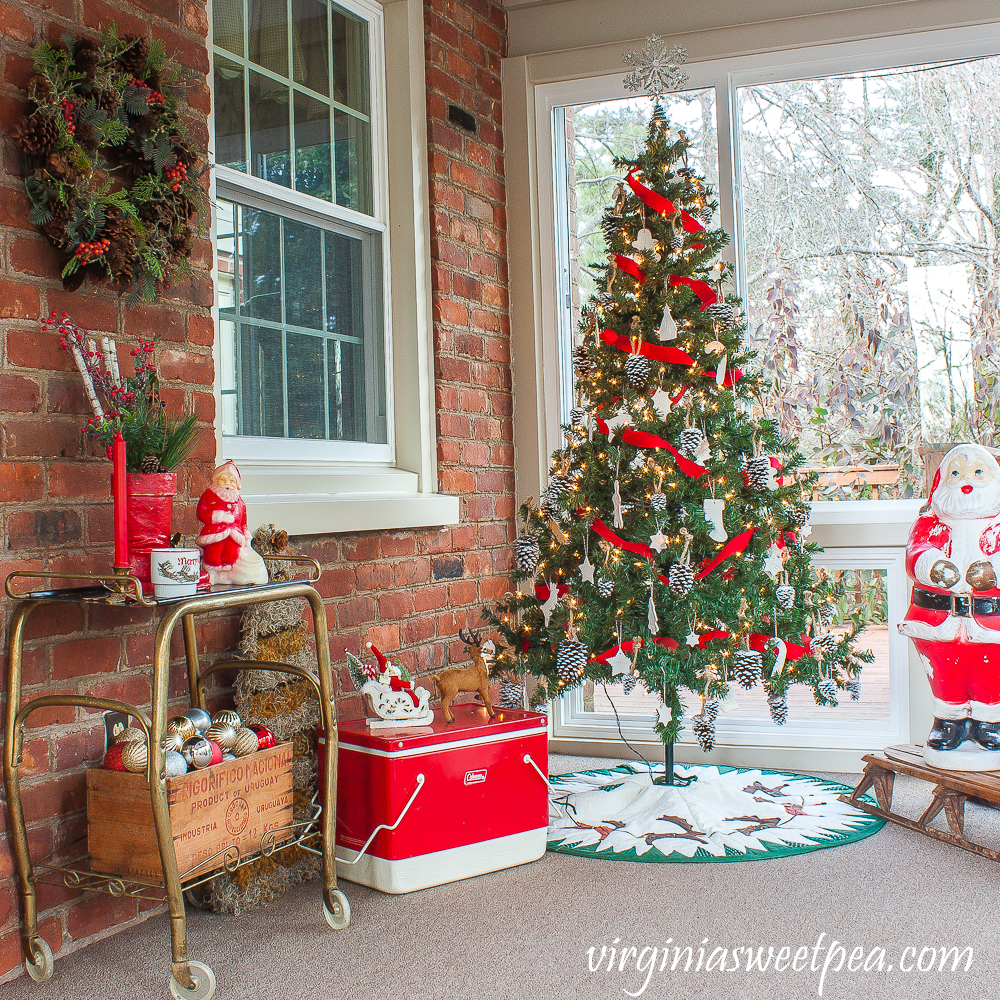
[623,37,689,100]
[579,555,595,584]
[649,529,669,553]
[685,630,700,648]
[763,544,784,579]
[650,387,673,419]
[603,407,632,434]
[608,646,633,675]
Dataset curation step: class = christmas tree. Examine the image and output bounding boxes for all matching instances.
[486,96,871,753]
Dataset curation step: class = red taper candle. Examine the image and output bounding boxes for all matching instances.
[112,431,129,570]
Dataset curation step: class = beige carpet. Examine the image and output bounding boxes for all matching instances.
[5,756,996,1000]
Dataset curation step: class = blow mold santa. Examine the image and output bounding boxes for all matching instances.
[899,442,1000,769]
[195,461,268,587]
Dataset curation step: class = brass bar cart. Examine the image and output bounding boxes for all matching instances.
[3,565,349,999]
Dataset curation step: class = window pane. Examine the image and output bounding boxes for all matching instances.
[249,0,288,76]
[332,4,369,113]
[740,58,1000,499]
[292,0,329,96]
[249,70,291,188]
[213,0,244,58]
[214,57,246,171]
[238,326,284,436]
[294,90,332,199]
[334,109,371,213]
[239,206,282,323]
[283,218,323,329]
[287,333,327,438]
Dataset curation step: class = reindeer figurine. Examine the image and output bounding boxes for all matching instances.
[432,629,496,724]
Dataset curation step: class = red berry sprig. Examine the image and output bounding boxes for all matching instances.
[164,162,187,193]
[75,237,111,264]
[60,98,76,135]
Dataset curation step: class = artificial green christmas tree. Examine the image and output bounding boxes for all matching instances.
[486,100,871,756]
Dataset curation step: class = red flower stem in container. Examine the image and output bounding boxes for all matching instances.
[112,431,129,570]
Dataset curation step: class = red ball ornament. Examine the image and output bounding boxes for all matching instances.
[207,740,224,766]
[103,743,128,771]
[247,724,276,750]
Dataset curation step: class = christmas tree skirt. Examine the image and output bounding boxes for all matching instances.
[547,763,883,863]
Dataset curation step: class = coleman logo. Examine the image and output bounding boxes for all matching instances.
[464,769,487,785]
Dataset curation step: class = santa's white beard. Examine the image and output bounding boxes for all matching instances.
[933,480,1000,520]
[212,486,240,504]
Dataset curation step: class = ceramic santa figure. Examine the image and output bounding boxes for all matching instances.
[195,461,268,586]
[899,442,1000,770]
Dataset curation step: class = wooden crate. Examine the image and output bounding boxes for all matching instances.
[87,742,294,882]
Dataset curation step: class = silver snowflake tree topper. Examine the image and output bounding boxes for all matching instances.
[623,36,689,101]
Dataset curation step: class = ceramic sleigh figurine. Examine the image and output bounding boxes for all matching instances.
[899,443,1000,770]
[195,461,268,586]
[347,643,434,729]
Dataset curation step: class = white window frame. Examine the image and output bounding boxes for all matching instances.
[208,0,460,533]
[514,20,1000,767]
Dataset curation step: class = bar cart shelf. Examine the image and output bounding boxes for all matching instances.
[3,565,348,999]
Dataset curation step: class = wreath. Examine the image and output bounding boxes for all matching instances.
[15,27,207,301]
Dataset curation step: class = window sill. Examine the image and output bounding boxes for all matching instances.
[239,464,460,534]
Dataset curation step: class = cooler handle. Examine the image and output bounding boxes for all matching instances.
[523,754,549,788]
[335,773,425,865]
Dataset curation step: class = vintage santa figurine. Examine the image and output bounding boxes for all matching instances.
[195,461,268,586]
[899,442,1000,769]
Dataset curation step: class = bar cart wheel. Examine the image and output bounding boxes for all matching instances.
[323,889,351,930]
[25,937,53,983]
[169,960,216,1000]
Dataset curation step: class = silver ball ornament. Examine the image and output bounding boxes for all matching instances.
[182,708,212,734]
[181,735,214,769]
[164,750,188,778]
[159,731,185,753]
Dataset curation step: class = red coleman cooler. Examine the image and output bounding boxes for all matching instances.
[332,704,549,893]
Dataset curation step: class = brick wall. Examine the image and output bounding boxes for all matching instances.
[0,0,510,980]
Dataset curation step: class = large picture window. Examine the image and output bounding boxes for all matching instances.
[212,0,388,457]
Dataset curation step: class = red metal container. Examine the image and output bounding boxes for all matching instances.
[331,703,549,893]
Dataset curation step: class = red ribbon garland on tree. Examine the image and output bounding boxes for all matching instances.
[692,528,756,580]
[626,171,706,234]
[749,633,813,660]
[600,329,694,366]
[668,274,718,310]
[594,415,708,479]
[534,583,570,601]
[613,253,647,283]
[590,636,680,664]
[589,515,671,585]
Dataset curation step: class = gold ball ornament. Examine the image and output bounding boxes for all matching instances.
[114,726,146,745]
[212,709,242,729]
[120,740,149,773]
[232,727,259,757]
[159,731,184,753]
[206,721,237,749]
[167,716,197,741]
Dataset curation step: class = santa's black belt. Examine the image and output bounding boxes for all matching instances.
[912,586,1000,616]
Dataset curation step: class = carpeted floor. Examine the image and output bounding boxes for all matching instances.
[5,755,997,1000]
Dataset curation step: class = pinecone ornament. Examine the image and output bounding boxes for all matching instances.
[704,698,720,722]
[622,673,637,695]
[556,636,589,685]
[707,302,735,325]
[498,681,523,710]
[14,113,61,157]
[513,533,540,573]
[670,232,684,251]
[767,691,788,726]
[679,426,704,456]
[786,505,808,527]
[597,577,614,598]
[699,205,713,224]
[539,488,561,519]
[570,407,586,426]
[668,562,694,597]
[812,632,837,655]
[572,345,595,379]
[819,603,835,627]
[746,456,772,491]
[817,677,838,702]
[624,353,650,388]
[847,678,861,701]
[650,491,667,511]
[139,454,161,474]
[692,713,715,752]
[733,649,763,690]
[546,474,572,498]
[775,584,796,609]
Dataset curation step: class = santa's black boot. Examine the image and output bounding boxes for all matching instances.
[973,720,1000,751]
[926,717,972,751]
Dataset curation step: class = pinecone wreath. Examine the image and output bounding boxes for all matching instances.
[498,680,524,710]
[733,649,763,690]
[513,533,540,573]
[625,352,650,388]
[775,583,795,609]
[556,635,589,686]
[13,114,61,156]
[767,690,788,725]
[692,712,715,751]
[572,344,595,378]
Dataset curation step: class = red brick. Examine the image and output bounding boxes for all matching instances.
[342,535,379,562]
[83,674,152,713]
[452,273,482,300]
[22,773,86,825]
[0,462,43,501]
[8,509,83,549]
[0,373,40,412]
[380,533,416,558]
[6,329,74,371]
[355,561,393,591]
[414,585,448,614]
[67,895,139,941]
[158,349,214,385]
[378,591,414,620]
[48,461,111,499]
[314,567,355,599]
[0,1,33,41]
[187,314,215,346]
[5,419,83,459]
[124,303,185,343]
[52,636,120,680]
[54,727,106,770]
[394,557,431,586]
[46,289,119,333]
[151,24,210,73]
[0,186,33,229]
[184,1,210,41]
[0,280,40,320]
[10,237,63,280]
[338,597,375,628]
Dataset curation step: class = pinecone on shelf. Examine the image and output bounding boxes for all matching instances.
[596,577,614,598]
[767,690,788,726]
[679,427,704,456]
[498,680,523,710]
[707,302,735,325]
[556,637,589,685]
[733,649,763,690]
[692,713,715,751]
[650,491,667,511]
[622,673,637,695]
[775,584,795,609]
[117,35,150,77]
[746,456,772,491]
[139,454,161,473]
[817,677,838,702]
[668,562,693,597]
[569,407,586,427]
[572,345,595,379]
[14,113,61,157]
[624,353,650,388]
[847,678,861,701]
[512,533,540,573]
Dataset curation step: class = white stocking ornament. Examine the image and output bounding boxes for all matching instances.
[703,498,727,542]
